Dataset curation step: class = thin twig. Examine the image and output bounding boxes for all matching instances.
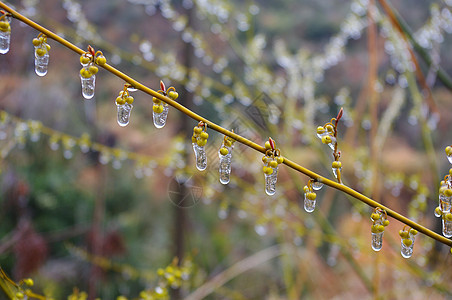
[0,1,450,247]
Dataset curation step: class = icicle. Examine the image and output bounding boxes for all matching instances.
[152,82,178,129]
[0,14,11,54]
[370,208,389,252]
[192,122,208,171]
[219,146,232,184]
[115,86,135,127]
[443,213,452,238]
[265,164,278,196]
[399,228,417,258]
[33,34,50,76]
[371,232,384,251]
[262,138,283,196]
[192,143,207,171]
[153,102,169,128]
[80,68,96,99]
[304,191,316,213]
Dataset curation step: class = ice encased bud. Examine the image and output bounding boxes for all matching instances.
[34,45,49,76]
[371,232,384,251]
[0,18,11,55]
[401,237,415,258]
[304,193,316,213]
[117,103,133,127]
[265,166,278,196]
[219,147,232,184]
[193,143,207,171]
[443,215,452,238]
[80,69,95,99]
[153,104,169,128]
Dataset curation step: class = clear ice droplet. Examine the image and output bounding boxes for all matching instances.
[193,143,207,171]
[34,46,49,76]
[153,104,169,128]
[442,218,452,238]
[440,194,452,213]
[448,154,452,164]
[312,181,324,190]
[0,29,10,54]
[117,103,133,127]
[401,238,414,258]
[304,193,316,213]
[219,148,232,184]
[80,73,96,99]
[371,232,383,251]
[265,166,278,196]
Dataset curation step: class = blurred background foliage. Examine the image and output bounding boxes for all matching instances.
[1,0,452,299]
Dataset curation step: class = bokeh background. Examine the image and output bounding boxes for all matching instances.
[1,0,452,299]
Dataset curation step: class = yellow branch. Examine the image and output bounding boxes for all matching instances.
[0,1,450,248]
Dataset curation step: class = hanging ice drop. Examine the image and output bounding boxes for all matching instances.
[117,103,133,127]
[371,232,383,251]
[443,214,452,238]
[312,181,324,190]
[218,147,232,184]
[265,166,278,196]
[153,104,169,128]
[193,143,207,171]
[80,69,96,99]
[0,17,11,55]
[34,45,49,76]
[400,237,414,258]
[304,192,316,213]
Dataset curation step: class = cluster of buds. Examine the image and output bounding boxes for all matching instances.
[316,108,343,183]
[303,179,320,213]
[152,81,178,129]
[32,33,50,76]
[218,134,235,184]
[115,84,135,127]
[0,11,11,54]
[192,121,208,171]
[79,45,106,99]
[262,138,283,196]
[399,226,418,258]
[370,207,389,251]
[435,165,452,238]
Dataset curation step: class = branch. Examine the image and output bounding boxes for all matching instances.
[0,1,450,248]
